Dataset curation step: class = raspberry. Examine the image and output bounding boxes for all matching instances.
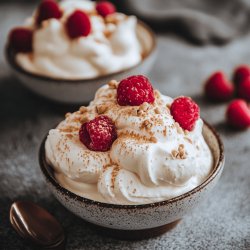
[233,65,250,86]
[226,99,250,129]
[8,28,33,53]
[66,10,91,39]
[79,115,117,152]
[204,71,234,102]
[96,1,116,17]
[117,75,155,106]
[238,77,250,101]
[36,0,62,25]
[170,97,200,131]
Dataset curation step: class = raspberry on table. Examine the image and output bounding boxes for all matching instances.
[9,28,33,53]
[36,0,62,25]
[96,1,116,17]
[233,65,250,86]
[117,75,155,106]
[170,96,200,131]
[226,99,250,129]
[237,77,250,102]
[79,115,117,152]
[204,71,234,102]
[66,10,91,39]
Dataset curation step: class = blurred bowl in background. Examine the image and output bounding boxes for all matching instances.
[5,21,156,105]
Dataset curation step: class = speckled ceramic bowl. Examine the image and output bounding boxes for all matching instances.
[39,121,224,240]
[5,21,156,105]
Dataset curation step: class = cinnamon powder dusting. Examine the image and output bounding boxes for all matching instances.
[108,80,118,89]
[171,144,187,159]
[111,166,120,189]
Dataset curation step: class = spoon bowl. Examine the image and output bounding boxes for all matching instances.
[10,201,65,248]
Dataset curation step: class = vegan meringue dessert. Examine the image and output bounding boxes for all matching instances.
[45,75,214,205]
[8,0,144,80]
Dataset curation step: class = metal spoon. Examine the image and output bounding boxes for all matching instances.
[10,201,65,249]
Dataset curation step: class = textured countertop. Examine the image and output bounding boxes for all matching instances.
[0,2,249,250]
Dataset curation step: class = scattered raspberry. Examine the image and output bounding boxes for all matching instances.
[79,115,117,152]
[117,75,155,106]
[96,1,116,17]
[233,65,250,86]
[36,0,62,25]
[170,97,200,131]
[66,10,91,39]
[238,77,250,101]
[204,71,234,102]
[226,99,250,129]
[8,28,33,53]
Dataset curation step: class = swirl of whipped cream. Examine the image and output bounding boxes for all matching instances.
[16,0,142,79]
[45,82,213,205]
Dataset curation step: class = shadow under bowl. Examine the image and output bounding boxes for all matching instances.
[39,121,224,240]
[5,21,157,105]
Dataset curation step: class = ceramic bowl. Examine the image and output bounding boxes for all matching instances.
[5,21,156,105]
[39,121,224,240]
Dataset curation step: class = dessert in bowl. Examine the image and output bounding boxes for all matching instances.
[5,0,156,104]
[39,75,224,239]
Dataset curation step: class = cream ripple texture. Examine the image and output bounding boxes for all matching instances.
[45,82,213,205]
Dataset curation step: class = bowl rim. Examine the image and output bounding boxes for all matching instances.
[5,20,156,84]
[39,120,224,210]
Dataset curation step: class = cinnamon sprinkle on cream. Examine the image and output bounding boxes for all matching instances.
[96,104,108,114]
[184,137,193,144]
[79,106,88,113]
[154,107,161,114]
[108,80,119,89]
[111,166,120,189]
[171,144,187,159]
[154,90,161,98]
[166,104,171,109]
[65,112,71,118]
[59,126,78,133]
[80,116,89,124]
[141,120,153,130]
[150,136,157,143]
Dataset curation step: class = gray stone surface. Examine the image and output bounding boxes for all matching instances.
[0,2,250,250]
